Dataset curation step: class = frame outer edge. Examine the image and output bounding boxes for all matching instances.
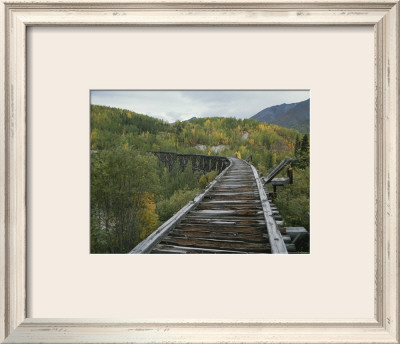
[383,2,399,341]
[0,0,6,342]
[2,4,27,342]
[1,1,399,343]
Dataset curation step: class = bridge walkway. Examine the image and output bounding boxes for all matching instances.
[151,158,272,253]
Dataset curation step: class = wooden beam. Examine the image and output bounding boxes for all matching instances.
[249,165,288,254]
[263,158,292,184]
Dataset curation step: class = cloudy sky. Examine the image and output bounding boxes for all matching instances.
[91,90,310,123]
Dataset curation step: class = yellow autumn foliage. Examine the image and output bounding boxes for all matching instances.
[138,192,159,240]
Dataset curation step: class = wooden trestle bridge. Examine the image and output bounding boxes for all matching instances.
[130,152,308,254]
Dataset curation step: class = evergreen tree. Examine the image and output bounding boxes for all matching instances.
[297,134,309,168]
[301,134,309,153]
[294,135,301,157]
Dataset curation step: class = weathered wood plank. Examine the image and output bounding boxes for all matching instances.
[188,209,263,216]
[182,217,265,224]
[152,244,249,254]
[174,224,266,232]
[196,204,263,211]
[160,237,270,253]
[269,177,291,186]
[199,200,260,204]
[166,231,267,243]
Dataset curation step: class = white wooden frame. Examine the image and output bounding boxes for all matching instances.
[0,0,398,343]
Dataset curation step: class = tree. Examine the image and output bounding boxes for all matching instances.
[298,134,310,168]
[293,134,309,169]
[90,148,160,253]
[301,134,309,153]
[294,135,301,157]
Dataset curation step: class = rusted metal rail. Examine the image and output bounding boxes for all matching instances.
[131,154,306,254]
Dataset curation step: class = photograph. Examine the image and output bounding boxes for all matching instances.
[90,90,310,254]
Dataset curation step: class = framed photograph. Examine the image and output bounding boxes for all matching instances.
[90,90,310,255]
[1,1,398,343]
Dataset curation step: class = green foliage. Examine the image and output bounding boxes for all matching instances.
[293,133,310,169]
[90,150,205,253]
[159,162,202,200]
[199,170,219,189]
[156,188,200,223]
[271,167,310,232]
[294,135,301,157]
[90,104,310,253]
[90,148,160,253]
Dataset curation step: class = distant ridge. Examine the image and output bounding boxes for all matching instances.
[251,99,310,133]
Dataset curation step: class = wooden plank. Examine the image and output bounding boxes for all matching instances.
[205,191,257,195]
[174,224,266,232]
[285,227,309,238]
[199,200,261,204]
[269,177,291,186]
[206,194,258,200]
[189,209,263,216]
[197,205,263,212]
[166,231,267,243]
[159,237,270,253]
[168,228,268,240]
[183,216,265,224]
[152,244,249,254]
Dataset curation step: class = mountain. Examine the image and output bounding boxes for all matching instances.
[251,99,310,133]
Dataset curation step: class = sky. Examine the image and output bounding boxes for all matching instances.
[91,90,310,123]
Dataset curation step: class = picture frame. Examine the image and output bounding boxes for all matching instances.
[1,0,398,343]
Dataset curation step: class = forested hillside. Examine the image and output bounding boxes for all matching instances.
[90,105,310,253]
[251,99,310,133]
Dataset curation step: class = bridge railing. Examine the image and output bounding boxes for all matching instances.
[151,151,230,173]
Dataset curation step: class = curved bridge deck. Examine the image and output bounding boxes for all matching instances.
[131,156,298,254]
[153,158,271,253]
